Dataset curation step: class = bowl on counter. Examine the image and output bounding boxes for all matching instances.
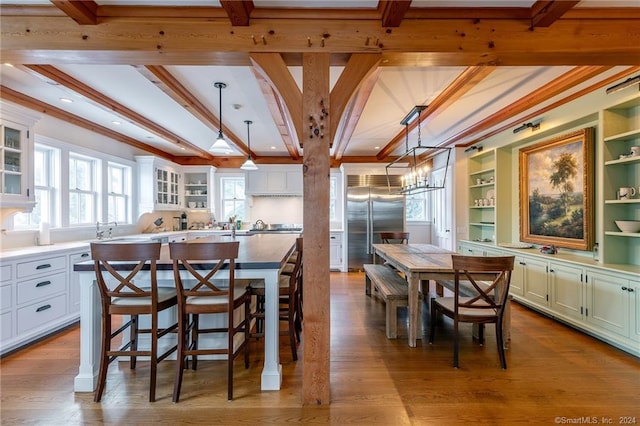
[614,220,640,233]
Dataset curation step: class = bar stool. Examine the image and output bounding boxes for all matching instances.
[90,242,178,403]
[169,240,259,402]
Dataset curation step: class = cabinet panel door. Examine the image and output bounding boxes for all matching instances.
[586,271,629,338]
[521,257,548,307]
[631,280,640,342]
[549,262,583,321]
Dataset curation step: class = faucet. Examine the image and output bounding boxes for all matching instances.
[96,221,117,240]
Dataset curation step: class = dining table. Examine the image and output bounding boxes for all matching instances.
[372,243,512,348]
[72,233,298,393]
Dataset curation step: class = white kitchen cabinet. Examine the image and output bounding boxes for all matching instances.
[0,114,37,211]
[0,248,84,355]
[330,232,343,271]
[548,262,585,322]
[0,263,13,344]
[183,166,215,212]
[585,270,636,341]
[519,255,549,308]
[245,166,303,196]
[136,156,182,213]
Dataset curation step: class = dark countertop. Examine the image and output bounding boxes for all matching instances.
[74,233,298,271]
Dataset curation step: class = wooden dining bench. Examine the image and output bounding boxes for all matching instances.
[363,263,411,339]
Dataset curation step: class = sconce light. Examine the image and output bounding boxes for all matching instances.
[513,122,541,134]
[464,145,483,153]
[209,82,233,154]
[240,120,258,171]
[606,75,640,95]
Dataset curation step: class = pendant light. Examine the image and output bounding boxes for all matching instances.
[240,120,258,170]
[385,105,452,194]
[209,82,233,154]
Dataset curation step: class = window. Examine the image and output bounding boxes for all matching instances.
[13,144,59,229]
[220,177,245,221]
[69,153,98,225]
[406,191,430,222]
[107,162,131,224]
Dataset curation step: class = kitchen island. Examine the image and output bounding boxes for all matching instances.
[72,233,298,393]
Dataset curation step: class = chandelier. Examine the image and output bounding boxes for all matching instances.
[385,105,452,195]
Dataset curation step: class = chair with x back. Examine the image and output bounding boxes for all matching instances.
[379,232,410,244]
[429,254,515,369]
[169,240,259,402]
[90,241,178,402]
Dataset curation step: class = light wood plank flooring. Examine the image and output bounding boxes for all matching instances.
[1,272,639,425]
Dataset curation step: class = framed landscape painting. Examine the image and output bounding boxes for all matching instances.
[519,128,595,251]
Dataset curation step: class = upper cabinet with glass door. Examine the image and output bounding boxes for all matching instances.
[1,117,35,211]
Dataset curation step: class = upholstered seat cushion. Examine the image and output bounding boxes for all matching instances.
[111,287,177,306]
[433,297,498,317]
[185,287,248,305]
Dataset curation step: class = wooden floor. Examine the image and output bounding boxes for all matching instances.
[1,272,639,425]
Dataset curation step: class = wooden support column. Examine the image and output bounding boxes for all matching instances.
[301,52,331,405]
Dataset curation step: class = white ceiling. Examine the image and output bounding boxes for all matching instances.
[0,1,638,162]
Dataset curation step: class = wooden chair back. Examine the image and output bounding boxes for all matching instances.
[380,232,409,244]
[90,242,162,309]
[169,241,240,311]
[451,255,515,319]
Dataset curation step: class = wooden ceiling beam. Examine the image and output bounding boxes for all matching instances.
[376,65,496,160]
[251,70,300,160]
[332,67,381,161]
[379,0,411,27]
[329,53,382,144]
[22,64,216,160]
[0,85,176,162]
[250,53,303,145]
[439,65,613,148]
[530,1,580,28]
[219,0,254,26]
[135,65,248,156]
[50,1,97,25]
[2,15,639,66]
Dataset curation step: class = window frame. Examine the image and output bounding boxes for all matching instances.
[219,175,246,222]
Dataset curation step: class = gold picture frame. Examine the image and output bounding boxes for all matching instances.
[519,127,595,251]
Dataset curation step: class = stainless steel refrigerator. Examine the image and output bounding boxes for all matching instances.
[346,175,405,271]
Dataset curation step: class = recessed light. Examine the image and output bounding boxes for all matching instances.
[374,146,380,150]
[111,120,121,125]
[59,97,73,103]
[270,146,276,150]
[146,136,154,139]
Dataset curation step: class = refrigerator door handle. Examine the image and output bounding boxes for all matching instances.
[367,199,373,254]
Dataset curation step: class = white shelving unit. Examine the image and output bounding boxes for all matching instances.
[600,96,640,266]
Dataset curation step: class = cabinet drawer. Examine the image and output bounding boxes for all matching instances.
[1,311,12,342]
[17,255,66,278]
[16,272,66,306]
[16,294,67,335]
[330,233,343,242]
[0,264,12,282]
[1,284,12,311]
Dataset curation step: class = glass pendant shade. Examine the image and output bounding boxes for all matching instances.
[210,130,232,153]
[240,119,258,170]
[240,158,258,170]
[209,82,233,154]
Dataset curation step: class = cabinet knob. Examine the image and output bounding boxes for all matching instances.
[628,288,635,292]
[519,261,526,266]
[549,269,555,273]
[621,287,628,291]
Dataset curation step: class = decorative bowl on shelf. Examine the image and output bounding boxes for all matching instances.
[614,220,640,233]
[188,202,196,208]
